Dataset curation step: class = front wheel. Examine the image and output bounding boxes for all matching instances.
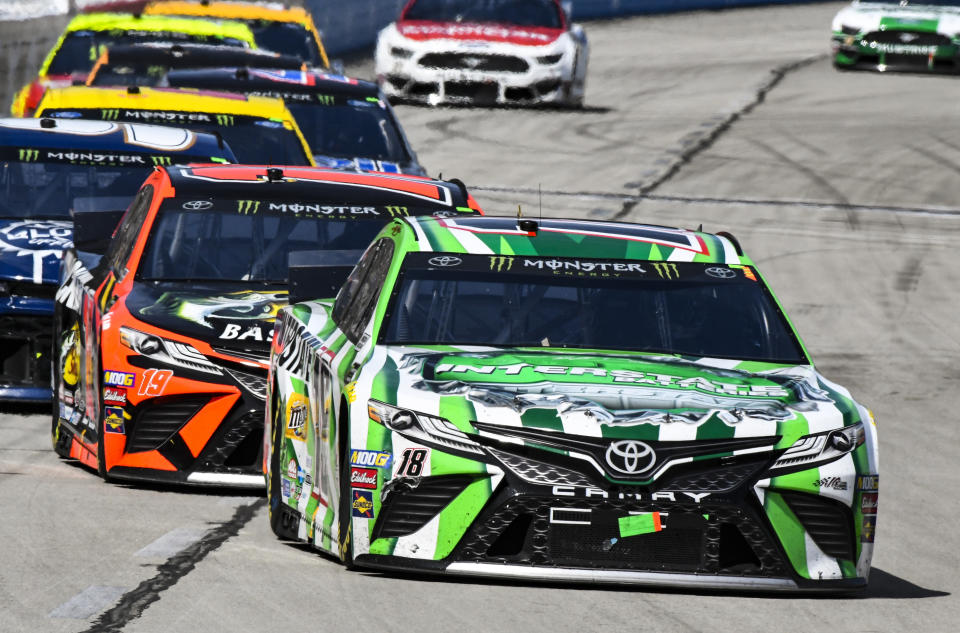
[268,387,299,540]
[336,402,355,569]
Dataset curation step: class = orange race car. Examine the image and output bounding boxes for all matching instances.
[52,164,482,486]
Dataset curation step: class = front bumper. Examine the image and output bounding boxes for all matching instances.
[833,33,960,73]
[0,296,55,401]
[378,54,572,106]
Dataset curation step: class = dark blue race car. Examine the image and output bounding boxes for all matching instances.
[0,117,236,401]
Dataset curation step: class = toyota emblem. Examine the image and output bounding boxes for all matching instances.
[605,440,656,475]
[182,200,213,210]
[899,33,919,43]
[705,266,737,279]
[428,255,462,267]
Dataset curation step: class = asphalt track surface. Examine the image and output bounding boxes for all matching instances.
[2,3,959,631]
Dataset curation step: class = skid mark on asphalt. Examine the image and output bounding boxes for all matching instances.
[895,256,923,293]
[75,499,264,633]
[613,54,827,217]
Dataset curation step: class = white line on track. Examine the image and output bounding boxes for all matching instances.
[48,586,127,619]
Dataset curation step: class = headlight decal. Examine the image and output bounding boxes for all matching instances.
[119,326,223,375]
[767,422,865,474]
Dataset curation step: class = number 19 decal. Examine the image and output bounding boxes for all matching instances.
[396,448,428,477]
[138,368,173,397]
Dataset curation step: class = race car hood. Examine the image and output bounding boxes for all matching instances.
[395,19,564,47]
[384,349,858,440]
[0,219,72,286]
[125,282,288,352]
[833,3,960,34]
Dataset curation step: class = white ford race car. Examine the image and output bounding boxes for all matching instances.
[375,0,588,107]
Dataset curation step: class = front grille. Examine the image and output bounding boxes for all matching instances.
[127,396,208,453]
[211,345,269,364]
[372,475,484,539]
[444,81,498,101]
[0,315,52,387]
[420,53,528,73]
[488,447,593,488]
[456,496,788,576]
[781,492,856,561]
[864,30,950,46]
[656,458,769,493]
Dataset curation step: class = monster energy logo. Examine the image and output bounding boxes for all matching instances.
[652,262,679,279]
[489,256,514,272]
[102,109,120,121]
[315,94,335,106]
[18,149,39,162]
[384,206,408,217]
[237,200,261,215]
[216,114,235,126]
[150,156,171,165]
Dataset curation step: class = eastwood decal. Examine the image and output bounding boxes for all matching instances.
[432,363,790,398]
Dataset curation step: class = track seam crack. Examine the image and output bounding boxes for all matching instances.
[614,53,828,219]
[79,498,265,633]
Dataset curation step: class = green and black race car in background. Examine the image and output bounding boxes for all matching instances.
[832,0,960,72]
[264,216,879,591]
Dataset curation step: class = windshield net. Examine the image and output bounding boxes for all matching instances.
[383,254,807,363]
[287,101,407,162]
[138,204,396,282]
[47,31,247,76]
[405,0,562,27]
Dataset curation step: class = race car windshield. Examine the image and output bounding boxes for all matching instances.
[383,255,807,364]
[138,208,386,283]
[862,0,960,4]
[210,121,311,165]
[405,0,563,28]
[287,102,408,163]
[47,32,247,76]
[0,160,152,219]
[250,21,324,66]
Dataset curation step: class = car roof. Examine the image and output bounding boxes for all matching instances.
[36,86,295,120]
[164,69,379,100]
[0,117,233,158]
[162,165,474,210]
[63,12,257,45]
[144,1,314,25]
[97,43,304,70]
[404,216,746,264]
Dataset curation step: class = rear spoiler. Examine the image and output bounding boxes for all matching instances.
[288,249,364,305]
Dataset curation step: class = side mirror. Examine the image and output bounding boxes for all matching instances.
[72,205,127,255]
[288,249,365,305]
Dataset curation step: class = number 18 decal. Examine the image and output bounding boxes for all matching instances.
[396,448,428,477]
[138,368,173,397]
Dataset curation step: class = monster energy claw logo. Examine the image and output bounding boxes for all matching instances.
[19,149,39,161]
[216,114,235,126]
[489,255,514,271]
[102,109,120,121]
[384,206,408,217]
[150,156,171,165]
[238,200,261,214]
[652,262,679,279]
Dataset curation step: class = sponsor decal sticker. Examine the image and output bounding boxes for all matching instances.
[705,266,737,279]
[104,406,126,434]
[396,448,428,477]
[182,200,213,210]
[428,255,462,267]
[618,512,662,538]
[285,393,309,441]
[857,475,879,492]
[861,492,879,515]
[103,387,127,405]
[352,489,375,518]
[138,368,173,397]
[281,478,291,498]
[350,467,378,489]
[861,515,877,543]
[350,449,392,469]
[103,370,135,388]
[287,458,298,479]
[814,476,848,491]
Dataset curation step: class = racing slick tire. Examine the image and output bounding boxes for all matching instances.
[268,383,299,540]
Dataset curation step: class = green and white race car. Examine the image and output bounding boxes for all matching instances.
[264,216,879,591]
[832,0,960,72]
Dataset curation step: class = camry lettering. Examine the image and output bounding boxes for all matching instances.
[550,486,711,503]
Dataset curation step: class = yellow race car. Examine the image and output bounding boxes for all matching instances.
[11,13,257,117]
[34,85,315,166]
[144,1,329,68]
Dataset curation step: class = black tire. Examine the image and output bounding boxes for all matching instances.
[95,357,112,482]
[336,400,355,569]
[267,386,286,537]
